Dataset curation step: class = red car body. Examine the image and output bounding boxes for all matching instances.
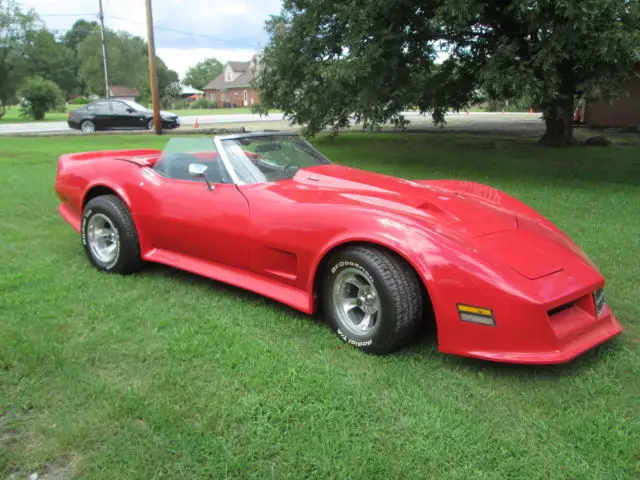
[54,135,623,364]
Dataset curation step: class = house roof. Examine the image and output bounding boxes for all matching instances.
[109,85,139,97]
[228,61,250,72]
[179,84,204,95]
[204,58,259,91]
[204,70,256,90]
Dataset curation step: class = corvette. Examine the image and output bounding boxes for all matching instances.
[54,132,623,363]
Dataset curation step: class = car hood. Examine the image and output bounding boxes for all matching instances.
[285,164,518,238]
[259,164,594,281]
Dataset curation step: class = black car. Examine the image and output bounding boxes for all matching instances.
[68,99,180,133]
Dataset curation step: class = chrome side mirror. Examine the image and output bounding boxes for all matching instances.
[188,163,214,190]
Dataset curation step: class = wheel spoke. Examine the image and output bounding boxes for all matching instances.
[359,313,374,330]
[342,297,359,312]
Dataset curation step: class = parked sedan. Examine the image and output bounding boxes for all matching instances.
[68,99,180,133]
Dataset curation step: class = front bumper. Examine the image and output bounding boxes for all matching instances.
[451,307,623,364]
[161,117,180,129]
[433,271,624,365]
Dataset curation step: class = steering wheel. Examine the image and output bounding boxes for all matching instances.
[282,162,301,174]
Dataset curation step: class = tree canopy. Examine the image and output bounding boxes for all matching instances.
[184,58,224,91]
[255,0,640,145]
[77,28,179,102]
[0,0,40,114]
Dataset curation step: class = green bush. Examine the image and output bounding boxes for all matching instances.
[189,98,215,109]
[69,96,89,105]
[19,77,63,120]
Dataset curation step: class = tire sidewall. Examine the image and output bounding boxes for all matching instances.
[322,251,397,352]
[81,201,125,272]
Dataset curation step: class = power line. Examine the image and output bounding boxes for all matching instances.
[108,15,258,49]
[38,13,95,17]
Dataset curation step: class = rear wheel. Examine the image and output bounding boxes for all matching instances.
[81,120,95,134]
[146,119,154,130]
[81,195,143,274]
[321,245,424,354]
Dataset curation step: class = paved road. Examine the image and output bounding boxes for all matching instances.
[0,111,543,136]
[0,112,289,135]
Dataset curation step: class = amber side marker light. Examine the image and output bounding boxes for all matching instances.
[457,304,496,326]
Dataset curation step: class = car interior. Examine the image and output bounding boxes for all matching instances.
[153,152,231,184]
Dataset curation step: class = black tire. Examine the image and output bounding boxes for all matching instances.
[81,195,143,275]
[146,119,154,130]
[80,120,96,134]
[321,245,424,354]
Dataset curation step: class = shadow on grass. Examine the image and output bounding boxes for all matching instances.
[135,262,620,380]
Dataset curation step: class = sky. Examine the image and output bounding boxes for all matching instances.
[18,0,283,80]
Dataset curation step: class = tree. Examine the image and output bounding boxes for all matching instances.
[25,30,78,96]
[184,58,223,91]
[0,0,40,117]
[255,0,640,146]
[19,76,63,120]
[76,28,179,103]
[62,19,98,52]
[156,57,180,95]
[62,19,99,95]
[77,29,148,96]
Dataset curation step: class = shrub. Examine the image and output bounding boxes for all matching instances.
[189,98,214,109]
[19,77,63,120]
[69,96,89,105]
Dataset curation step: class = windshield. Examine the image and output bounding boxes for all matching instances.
[219,134,331,184]
[122,100,150,112]
[153,137,230,183]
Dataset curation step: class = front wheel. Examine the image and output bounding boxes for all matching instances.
[81,195,143,274]
[321,245,424,354]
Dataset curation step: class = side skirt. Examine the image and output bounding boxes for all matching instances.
[143,248,314,314]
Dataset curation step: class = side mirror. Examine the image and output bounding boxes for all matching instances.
[126,108,135,113]
[188,163,214,190]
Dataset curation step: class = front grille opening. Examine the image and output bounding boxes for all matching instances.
[548,301,575,317]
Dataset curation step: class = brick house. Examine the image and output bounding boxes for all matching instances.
[583,63,640,128]
[204,56,260,108]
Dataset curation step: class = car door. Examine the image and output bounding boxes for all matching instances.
[110,101,138,128]
[136,166,251,269]
[92,101,116,129]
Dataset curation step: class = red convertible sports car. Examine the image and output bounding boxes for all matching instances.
[54,132,623,364]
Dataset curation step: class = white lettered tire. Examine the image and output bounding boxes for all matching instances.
[81,195,143,274]
[321,245,424,354]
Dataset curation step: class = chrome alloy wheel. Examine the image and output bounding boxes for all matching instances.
[331,267,382,336]
[86,213,119,265]
[81,121,95,134]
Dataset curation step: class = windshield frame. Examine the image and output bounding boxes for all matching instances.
[213,132,332,185]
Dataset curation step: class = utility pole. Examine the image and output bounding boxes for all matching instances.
[145,0,162,134]
[98,0,110,101]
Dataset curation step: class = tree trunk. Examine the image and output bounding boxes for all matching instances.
[539,85,577,147]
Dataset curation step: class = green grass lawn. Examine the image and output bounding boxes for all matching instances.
[1,133,639,479]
